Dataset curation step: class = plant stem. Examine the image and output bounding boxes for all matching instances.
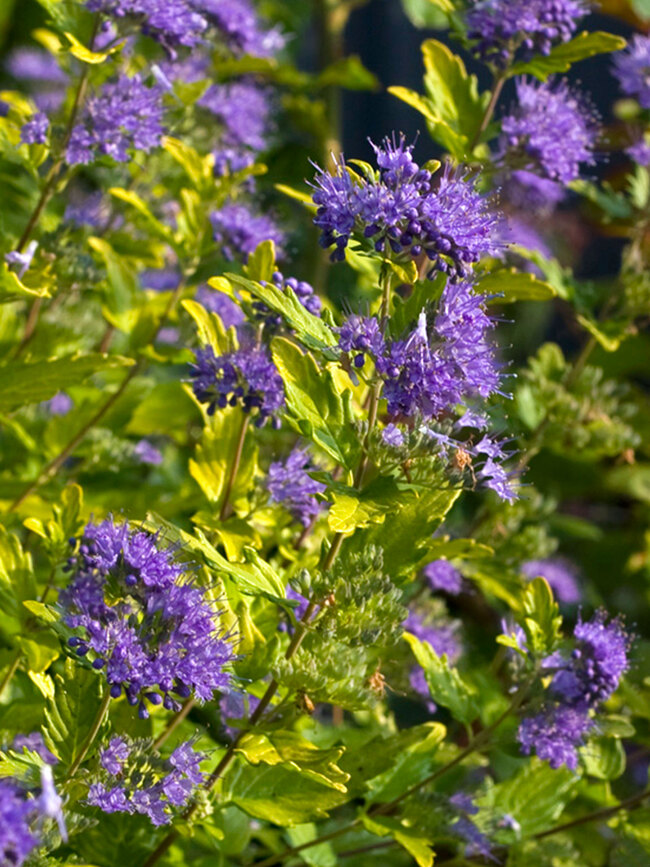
[153,699,196,751]
[219,414,250,521]
[534,787,650,841]
[66,689,112,780]
[470,73,506,154]
[0,650,21,703]
[13,17,100,360]
[7,281,185,512]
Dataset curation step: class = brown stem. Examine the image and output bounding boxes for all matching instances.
[219,414,250,521]
[153,699,196,751]
[534,787,650,841]
[469,74,506,154]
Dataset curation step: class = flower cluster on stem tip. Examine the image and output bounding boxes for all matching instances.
[60,518,234,717]
[266,448,326,526]
[518,612,631,770]
[190,344,285,425]
[466,0,587,67]
[311,136,500,280]
[88,737,205,826]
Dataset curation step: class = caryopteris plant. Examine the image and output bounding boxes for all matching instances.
[0,0,649,864]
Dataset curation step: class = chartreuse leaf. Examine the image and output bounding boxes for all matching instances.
[328,476,404,536]
[64,30,123,63]
[17,632,59,674]
[521,577,563,655]
[245,239,276,283]
[347,487,461,579]
[271,337,359,469]
[227,274,337,352]
[0,527,36,627]
[509,31,626,80]
[0,264,50,299]
[144,513,285,599]
[23,483,83,565]
[361,815,434,867]
[109,187,178,248]
[183,298,233,354]
[190,407,257,515]
[576,314,632,352]
[478,269,557,303]
[404,632,478,724]
[401,0,454,27]
[162,136,215,193]
[88,237,141,331]
[224,763,349,825]
[235,731,350,792]
[478,761,577,837]
[43,658,105,765]
[390,38,487,158]
[0,353,134,412]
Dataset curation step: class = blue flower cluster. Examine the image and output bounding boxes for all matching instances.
[88,738,205,826]
[522,558,581,605]
[519,612,630,770]
[66,74,165,165]
[60,518,233,717]
[613,34,650,108]
[211,203,286,263]
[466,0,586,66]
[424,559,463,595]
[0,780,40,867]
[190,344,285,425]
[267,448,326,526]
[312,137,499,280]
[449,793,493,860]
[500,78,597,185]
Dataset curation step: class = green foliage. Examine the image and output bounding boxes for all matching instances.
[509,32,627,80]
[404,631,478,724]
[520,577,563,656]
[43,658,106,766]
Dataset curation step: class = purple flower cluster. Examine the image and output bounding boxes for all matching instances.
[522,558,581,605]
[518,611,630,770]
[379,282,499,418]
[196,285,245,329]
[0,780,40,867]
[200,80,273,153]
[60,518,234,716]
[87,0,208,51]
[466,0,586,67]
[66,74,165,165]
[337,315,385,368]
[424,559,463,595]
[190,345,285,425]
[88,738,204,826]
[266,448,326,526]
[312,136,499,280]
[220,688,261,737]
[64,191,111,229]
[449,793,493,860]
[203,0,285,57]
[500,79,597,185]
[133,439,163,466]
[6,47,68,112]
[20,112,48,145]
[211,203,286,263]
[613,35,650,108]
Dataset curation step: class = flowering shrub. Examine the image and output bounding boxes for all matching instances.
[0,0,649,865]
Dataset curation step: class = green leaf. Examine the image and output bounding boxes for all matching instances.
[162,136,214,192]
[271,337,359,468]
[17,632,59,674]
[43,658,105,766]
[581,736,626,780]
[245,240,277,283]
[224,763,349,825]
[109,187,177,247]
[328,476,404,536]
[275,183,317,210]
[363,722,446,803]
[0,264,51,300]
[361,814,434,867]
[404,631,478,724]
[235,731,350,792]
[190,408,257,514]
[0,353,134,412]
[479,761,577,837]
[317,56,380,91]
[285,824,336,867]
[509,31,627,80]
[401,0,453,28]
[607,464,650,504]
[227,274,337,351]
[183,298,232,354]
[88,237,141,331]
[390,272,446,337]
[521,577,563,655]
[576,314,632,352]
[478,269,557,303]
[145,513,285,599]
